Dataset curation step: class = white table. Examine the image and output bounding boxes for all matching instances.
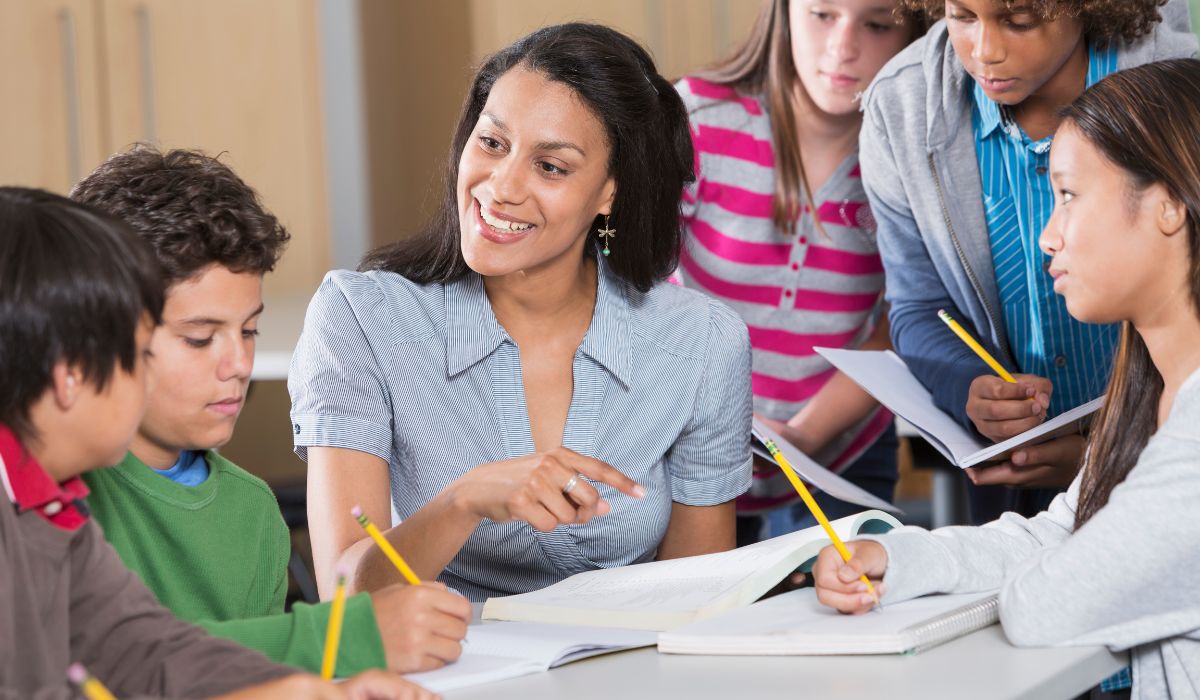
[444,623,1126,700]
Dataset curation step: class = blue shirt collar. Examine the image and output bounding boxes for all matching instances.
[973,40,1114,141]
[444,258,632,387]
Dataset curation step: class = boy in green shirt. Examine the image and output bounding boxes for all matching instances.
[72,146,471,676]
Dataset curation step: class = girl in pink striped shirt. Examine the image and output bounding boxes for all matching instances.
[674,0,926,542]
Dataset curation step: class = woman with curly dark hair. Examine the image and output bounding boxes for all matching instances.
[860,0,1195,533]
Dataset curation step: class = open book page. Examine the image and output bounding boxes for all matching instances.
[405,622,655,692]
[816,348,1102,467]
[658,588,998,656]
[482,510,901,631]
[752,418,901,514]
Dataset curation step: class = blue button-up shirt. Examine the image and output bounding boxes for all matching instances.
[973,40,1121,417]
[289,260,752,600]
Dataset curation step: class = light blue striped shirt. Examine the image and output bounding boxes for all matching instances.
[289,260,753,601]
[973,40,1121,417]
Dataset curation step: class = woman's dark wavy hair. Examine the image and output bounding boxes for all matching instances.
[0,187,164,442]
[359,22,693,293]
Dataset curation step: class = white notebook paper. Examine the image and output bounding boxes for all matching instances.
[658,587,998,656]
[816,348,1102,468]
[406,622,655,692]
[482,510,901,631]
[752,418,901,514]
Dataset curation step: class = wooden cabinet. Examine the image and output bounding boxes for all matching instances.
[0,0,329,297]
[467,0,762,80]
[0,0,107,192]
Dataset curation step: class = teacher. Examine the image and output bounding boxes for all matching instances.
[290,23,753,602]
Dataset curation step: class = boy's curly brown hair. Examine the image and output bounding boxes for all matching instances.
[71,145,290,287]
[898,0,1168,44]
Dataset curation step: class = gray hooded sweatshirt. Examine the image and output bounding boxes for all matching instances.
[859,1,1197,431]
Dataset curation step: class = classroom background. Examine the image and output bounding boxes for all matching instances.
[7,0,1200,605]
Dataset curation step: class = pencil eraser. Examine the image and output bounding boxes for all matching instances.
[67,663,87,684]
[350,505,363,519]
[335,562,350,580]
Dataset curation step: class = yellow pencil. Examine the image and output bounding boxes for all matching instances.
[351,505,422,585]
[321,564,349,680]
[755,432,881,609]
[937,309,1017,383]
[67,663,118,700]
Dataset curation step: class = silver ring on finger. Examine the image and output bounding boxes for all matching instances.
[561,473,583,495]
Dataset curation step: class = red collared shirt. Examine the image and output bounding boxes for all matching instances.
[0,424,90,531]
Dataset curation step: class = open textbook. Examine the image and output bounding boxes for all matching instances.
[658,587,998,656]
[816,348,1103,468]
[752,417,901,514]
[406,622,655,693]
[482,510,901,631]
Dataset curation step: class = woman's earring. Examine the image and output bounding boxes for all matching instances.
[598,215,616,257]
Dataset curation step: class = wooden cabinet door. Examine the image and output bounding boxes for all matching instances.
[100,0,330,296]
[0,0,107,193]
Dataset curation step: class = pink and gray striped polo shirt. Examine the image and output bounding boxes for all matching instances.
[673,76,893,514]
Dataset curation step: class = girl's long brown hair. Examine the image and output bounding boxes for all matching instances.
[694,0,924,235]
[1063,58,1200,528]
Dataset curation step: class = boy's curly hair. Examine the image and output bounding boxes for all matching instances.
[71,145,290,287]
[899,0,1167,44]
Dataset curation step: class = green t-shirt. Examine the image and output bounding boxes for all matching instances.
[83,450,386,675]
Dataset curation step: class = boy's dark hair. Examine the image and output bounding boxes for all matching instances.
[359,23,692,293]
[900,0,1166,43]
[70,145,290,287]
[0,187,164,441]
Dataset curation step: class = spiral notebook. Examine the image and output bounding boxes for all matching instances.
[657,588,998,656]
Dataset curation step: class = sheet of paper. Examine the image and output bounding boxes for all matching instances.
[815,348,985,464]
[967,396,1103,466]
[751,418,902,514]
[816,348,1103,467]
[463,621,656,665]
[405,622,655,692]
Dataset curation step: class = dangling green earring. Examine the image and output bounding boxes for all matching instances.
[598,215,616,257]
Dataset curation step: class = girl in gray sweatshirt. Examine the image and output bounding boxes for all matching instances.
[813,59,1200,700]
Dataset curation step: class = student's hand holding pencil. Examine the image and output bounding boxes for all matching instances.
[811,540,889,615]
[371,582,471,673]
[447,446,646,532]
[966,373,1052,441]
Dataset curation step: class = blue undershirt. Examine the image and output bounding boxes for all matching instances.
[153,449,210,487]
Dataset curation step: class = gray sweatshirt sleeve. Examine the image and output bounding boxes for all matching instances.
[862,380,1200,652]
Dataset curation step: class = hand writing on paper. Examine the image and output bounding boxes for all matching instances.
[812,540,888,615]
[371,582,471,673]
[966,373,1052,441]
[449,447,646,532]
[965,434,1085,488]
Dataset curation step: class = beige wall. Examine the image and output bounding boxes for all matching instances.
[357,0,763,248]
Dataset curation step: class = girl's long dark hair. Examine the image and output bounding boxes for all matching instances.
[1064,59,1200,528]
[360,23,693,293]
[694,0,925,235]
